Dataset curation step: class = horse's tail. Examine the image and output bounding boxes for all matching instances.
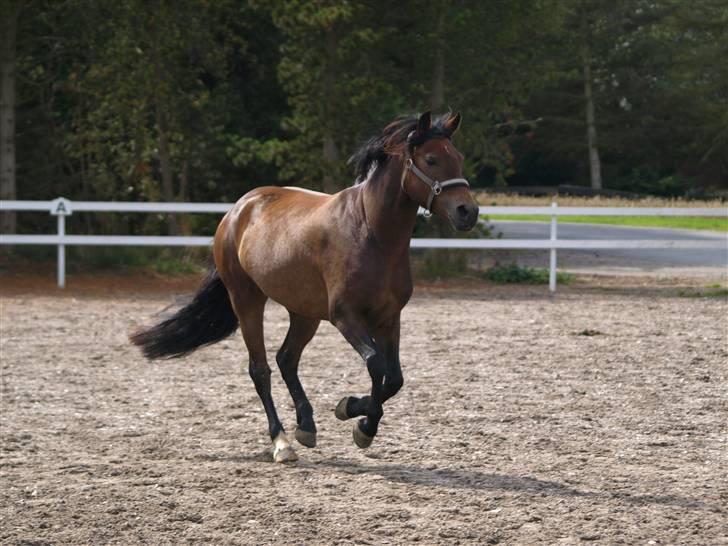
[129,268,239,360]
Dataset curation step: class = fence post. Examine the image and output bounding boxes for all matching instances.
[57,214,65,288]
[549,201,557,293]
[49,197,72,288]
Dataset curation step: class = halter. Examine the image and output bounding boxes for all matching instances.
[401,157,470,214]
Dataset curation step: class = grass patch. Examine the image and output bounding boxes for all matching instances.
[7,246,209,276]
[64,247,209,275]
[487,214,727,231]
[149,258,202,276]
[476,192,726,208]
[677,287,728,298]
[481,263,575,285]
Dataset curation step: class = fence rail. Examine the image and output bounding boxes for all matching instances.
[1,198,726,291]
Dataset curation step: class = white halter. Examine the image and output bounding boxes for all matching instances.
[401,157,470,213]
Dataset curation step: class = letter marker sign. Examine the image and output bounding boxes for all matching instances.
[50,198,72,287]
[50,198,73,216]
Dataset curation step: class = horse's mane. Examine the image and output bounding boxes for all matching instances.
[349,113,452,183]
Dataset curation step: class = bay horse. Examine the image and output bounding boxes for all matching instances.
[130,111,479,462]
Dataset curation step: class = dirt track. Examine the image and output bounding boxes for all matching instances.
[1,282,727,545]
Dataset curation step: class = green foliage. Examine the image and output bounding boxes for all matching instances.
[676,287,728,298]
[608,171,694,198]
[65,247,208,275]
[149,258,205,276]
[515,0,728,192]
[13,244,206,275]
[11,0,728,245]
[481,263,575,285]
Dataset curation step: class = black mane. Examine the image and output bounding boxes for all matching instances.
[349,113,452,183]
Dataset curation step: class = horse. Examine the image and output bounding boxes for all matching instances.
[130,111,479,462]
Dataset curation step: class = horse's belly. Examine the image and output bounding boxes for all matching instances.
[257,268,329,319]
[242,241,330,320]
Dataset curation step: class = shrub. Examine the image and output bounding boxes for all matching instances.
[411,215,493,280]
[481,263,574,285]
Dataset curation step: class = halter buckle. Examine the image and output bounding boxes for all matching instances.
[433,181,442,195]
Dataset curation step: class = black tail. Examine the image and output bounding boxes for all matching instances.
[130,269,239,359]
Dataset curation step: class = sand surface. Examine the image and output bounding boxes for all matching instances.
[1,284,726,544]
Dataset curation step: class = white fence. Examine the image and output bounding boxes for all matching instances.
[1,198,726,292]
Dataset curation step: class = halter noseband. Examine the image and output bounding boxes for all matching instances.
[401,157,470,214]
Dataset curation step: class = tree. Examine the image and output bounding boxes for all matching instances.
[8,0,725,234]
[579,1,603,190]
[664,0,728,188]
[253,0,561,191]
[258,1,405,191]
[1,0,20,234]
[65,0,238,233]
[513,0,724,194]
[409,0,562,186]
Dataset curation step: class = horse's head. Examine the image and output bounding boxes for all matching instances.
[401,112,479,231]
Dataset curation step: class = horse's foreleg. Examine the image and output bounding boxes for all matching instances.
[335,315,403,424]
[334,315,398,448]
[276,312,320,448]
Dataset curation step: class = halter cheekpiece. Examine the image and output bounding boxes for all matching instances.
[401,157,470,214]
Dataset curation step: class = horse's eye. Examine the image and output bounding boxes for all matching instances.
[425,155,437,166]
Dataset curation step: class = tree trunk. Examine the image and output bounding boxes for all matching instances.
[150,16,178,235]
[1,4,18,234]
[154,102,179,235]
[430,7,446,112]
[581,8,602,191]
[321,26,340,193]
[177,158,190,235]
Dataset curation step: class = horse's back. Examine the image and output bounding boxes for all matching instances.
[239,185,330,217]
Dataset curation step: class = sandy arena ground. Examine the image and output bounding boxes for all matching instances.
[1,278,727,545]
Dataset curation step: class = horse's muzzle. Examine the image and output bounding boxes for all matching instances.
[451,203,480,231]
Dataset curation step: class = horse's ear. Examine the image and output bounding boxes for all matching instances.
[416,111,432,134]
[443,112,462,137]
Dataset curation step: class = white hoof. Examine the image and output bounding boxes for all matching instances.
[272,432,298,463]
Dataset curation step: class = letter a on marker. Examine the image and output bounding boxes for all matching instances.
[50,198,72,216]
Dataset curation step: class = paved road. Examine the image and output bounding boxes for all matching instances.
[488,221,728,272]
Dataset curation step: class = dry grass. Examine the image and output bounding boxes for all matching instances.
[475,191,727,208]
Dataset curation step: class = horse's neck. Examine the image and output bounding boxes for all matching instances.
[360,158,419,253]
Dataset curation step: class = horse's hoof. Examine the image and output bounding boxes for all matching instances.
[273,445,298,463]
[352,421,373,449]
[335,397,351,421]
[295,427,317,448]
[272,432,298,463]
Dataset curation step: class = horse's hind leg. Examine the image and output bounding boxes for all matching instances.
[276,312,320,448]
[227,276,297,463]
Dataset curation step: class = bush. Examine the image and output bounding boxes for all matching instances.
[63,247,209,275]
[411,214,494,280]
[481,263,574,285]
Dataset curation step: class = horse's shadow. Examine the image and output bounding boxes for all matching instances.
[198,451,711,511]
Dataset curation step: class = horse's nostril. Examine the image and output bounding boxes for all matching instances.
[457,205,469,218]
